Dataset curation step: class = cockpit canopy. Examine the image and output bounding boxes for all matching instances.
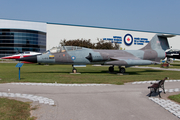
[45,46,83,54]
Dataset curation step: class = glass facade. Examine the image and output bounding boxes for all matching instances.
[0,29,46,57]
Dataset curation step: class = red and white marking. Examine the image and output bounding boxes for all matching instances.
[1,51,41,59]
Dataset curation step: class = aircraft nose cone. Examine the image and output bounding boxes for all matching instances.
[17,56,37,63]
[1,57,8,59]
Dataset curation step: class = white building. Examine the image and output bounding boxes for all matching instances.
[47,23,180,50]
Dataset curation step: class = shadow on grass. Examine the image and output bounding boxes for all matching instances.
[29,70,108,74]
[28,69,163,75]
[128,69,163,75]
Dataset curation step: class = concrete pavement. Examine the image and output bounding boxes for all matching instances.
[0,82,180,120]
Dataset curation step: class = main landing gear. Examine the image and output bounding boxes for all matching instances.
[109,66,114,73]
[108,66,126,73]
[119,67,125,73]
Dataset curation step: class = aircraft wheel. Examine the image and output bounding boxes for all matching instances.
[120,68,125,73]
[109,66,114,73]
[72,68,77,73]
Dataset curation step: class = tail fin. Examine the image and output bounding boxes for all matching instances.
[140,34,175,51]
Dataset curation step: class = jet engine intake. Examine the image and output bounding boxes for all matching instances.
[86,53,103,62]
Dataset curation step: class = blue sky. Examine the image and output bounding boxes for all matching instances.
[0,0,179,34]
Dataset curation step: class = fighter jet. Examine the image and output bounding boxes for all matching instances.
[17,34,172,73]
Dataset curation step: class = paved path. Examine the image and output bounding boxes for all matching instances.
[0,82,180,120]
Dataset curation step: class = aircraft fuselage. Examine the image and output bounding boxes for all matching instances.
[36,48,165,66]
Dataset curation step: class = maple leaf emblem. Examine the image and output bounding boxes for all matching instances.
[127,37,130,41]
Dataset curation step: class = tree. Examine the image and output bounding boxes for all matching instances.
[60,39,120,50]
[60,39,95,49]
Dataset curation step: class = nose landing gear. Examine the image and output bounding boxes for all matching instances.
[72,67,77,73]
[72,65,77,73]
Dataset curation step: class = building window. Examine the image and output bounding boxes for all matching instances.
[0,29,46,57]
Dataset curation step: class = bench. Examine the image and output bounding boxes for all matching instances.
[148,77,167,98]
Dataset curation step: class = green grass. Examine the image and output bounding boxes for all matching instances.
[0,98,35,120]
[170,63,180,68]
[0,63,180,85]
[168,94,180,103]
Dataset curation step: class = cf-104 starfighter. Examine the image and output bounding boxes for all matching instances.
[17,34,173,73]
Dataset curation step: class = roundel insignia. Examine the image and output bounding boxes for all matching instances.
[71,56,76,60]
[124,34,133,46]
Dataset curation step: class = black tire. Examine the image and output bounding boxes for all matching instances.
[120,68,125,73]
[109,67,114,72]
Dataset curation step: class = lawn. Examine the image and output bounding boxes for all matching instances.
[168,94,180,104]
[0,63,180,85]
[0,98,35,120]
[170,62,180,68]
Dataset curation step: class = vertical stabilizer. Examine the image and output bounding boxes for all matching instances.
[140,34,173,51]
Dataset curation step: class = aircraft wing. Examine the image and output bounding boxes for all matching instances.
[104,57,159,66]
